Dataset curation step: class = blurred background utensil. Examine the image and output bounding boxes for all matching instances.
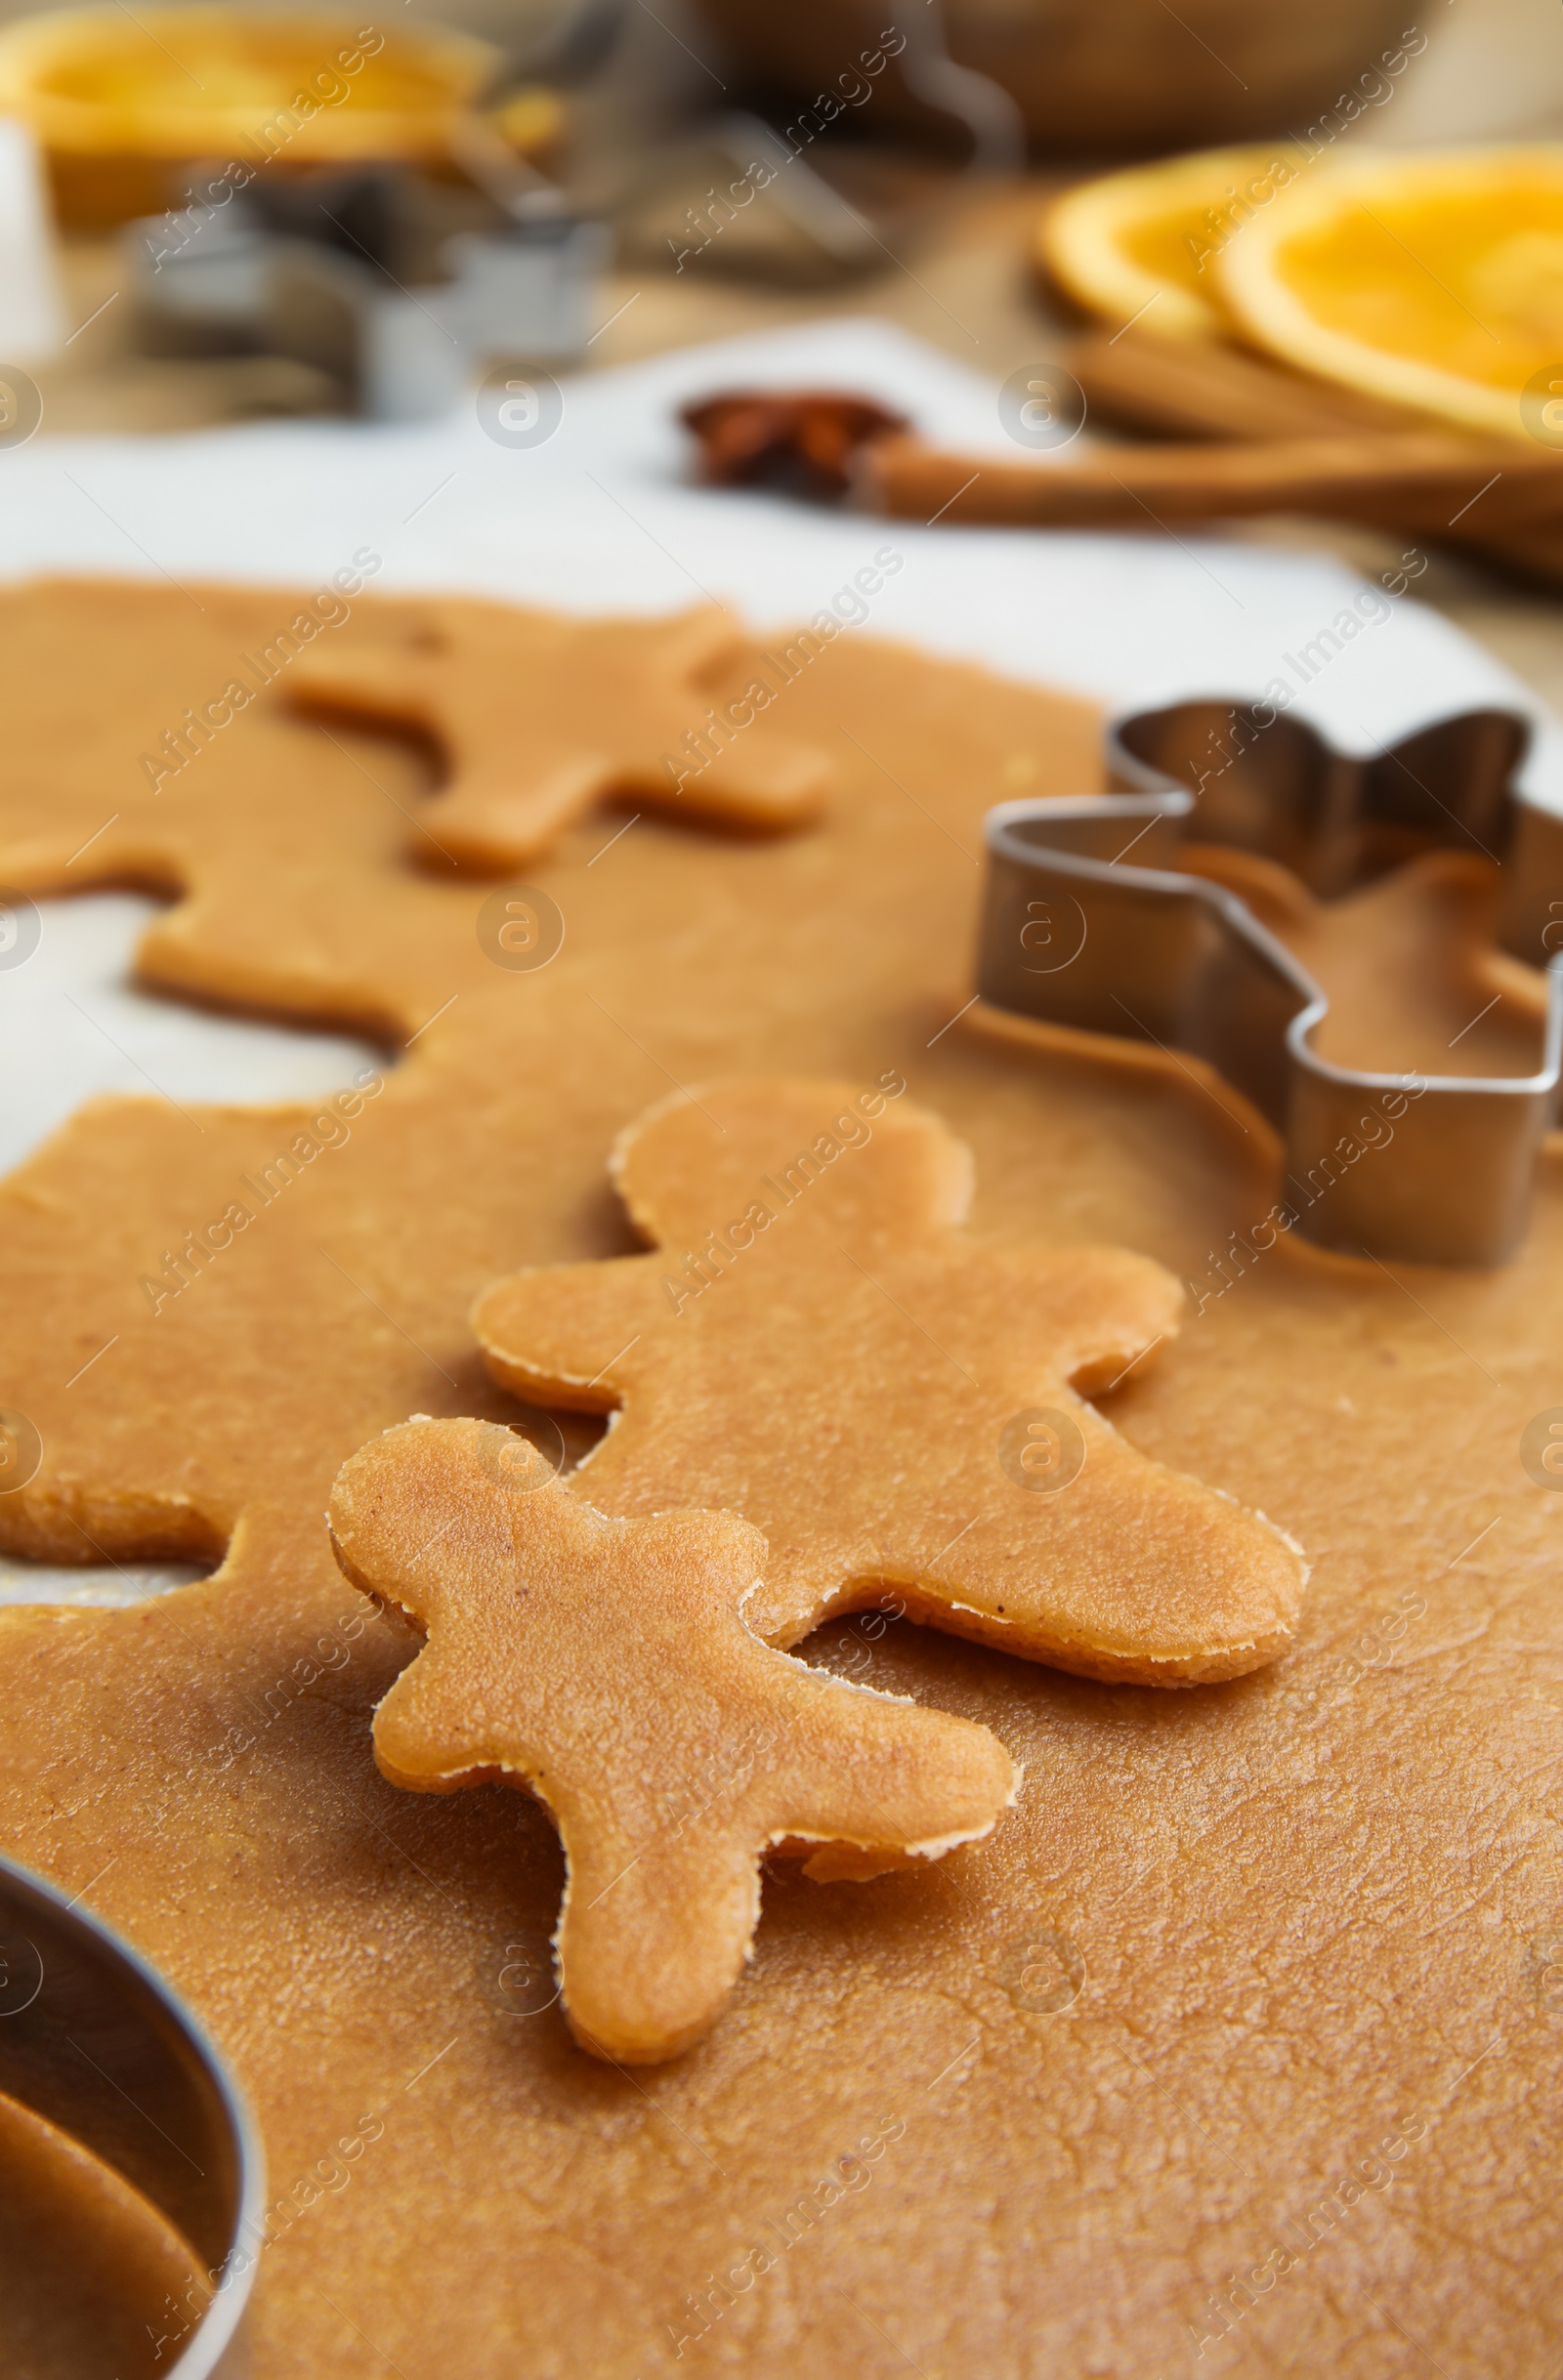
[126,157,608,415]
[694,0,1413,155]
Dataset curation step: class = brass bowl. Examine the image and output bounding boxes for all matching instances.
[697,0,1415,155]
[0,6,559,228]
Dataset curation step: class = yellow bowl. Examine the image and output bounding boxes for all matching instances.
[0,6,559,227]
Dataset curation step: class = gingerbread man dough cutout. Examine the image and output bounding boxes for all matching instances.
[473,1079,1307,1685]
[327,1419,1018,2064]
[287,597,831,869]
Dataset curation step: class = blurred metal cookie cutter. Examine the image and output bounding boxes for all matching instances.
[0,1851,263,2376]
[978,699,1563,1268]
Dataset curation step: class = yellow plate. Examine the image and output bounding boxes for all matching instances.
[0,6,558,227]
[1036,145,1308,341]
[1218,145,1563,439]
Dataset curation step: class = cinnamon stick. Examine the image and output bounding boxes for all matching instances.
[1062,326,1563,582]
[859,429,1563,537]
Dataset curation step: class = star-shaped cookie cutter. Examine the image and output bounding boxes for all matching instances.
[978,699,1563,1268]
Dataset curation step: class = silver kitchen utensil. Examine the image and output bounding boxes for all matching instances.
[978,699,1563,1267]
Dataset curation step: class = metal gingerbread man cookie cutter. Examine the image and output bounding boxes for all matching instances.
[977,698,1563,1268]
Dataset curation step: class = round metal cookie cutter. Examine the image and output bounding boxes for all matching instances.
[0,1850,264,2376]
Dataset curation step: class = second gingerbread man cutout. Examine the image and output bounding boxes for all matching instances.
[474,1077,1306,1685]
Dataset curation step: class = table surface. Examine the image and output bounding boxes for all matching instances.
[35,172,1563,727]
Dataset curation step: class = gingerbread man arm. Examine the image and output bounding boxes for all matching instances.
[648,609,751,682]
[472,1257,670,1411]
[897,1424,1306,1686]
[361,1644,472,1794]
[1015,1246,1186,1394]
[287,641,441,739]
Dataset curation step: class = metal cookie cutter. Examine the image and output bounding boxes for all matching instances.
[0,1851,263,2375]
[126,164,608,423]
[978,698,1563,1268]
